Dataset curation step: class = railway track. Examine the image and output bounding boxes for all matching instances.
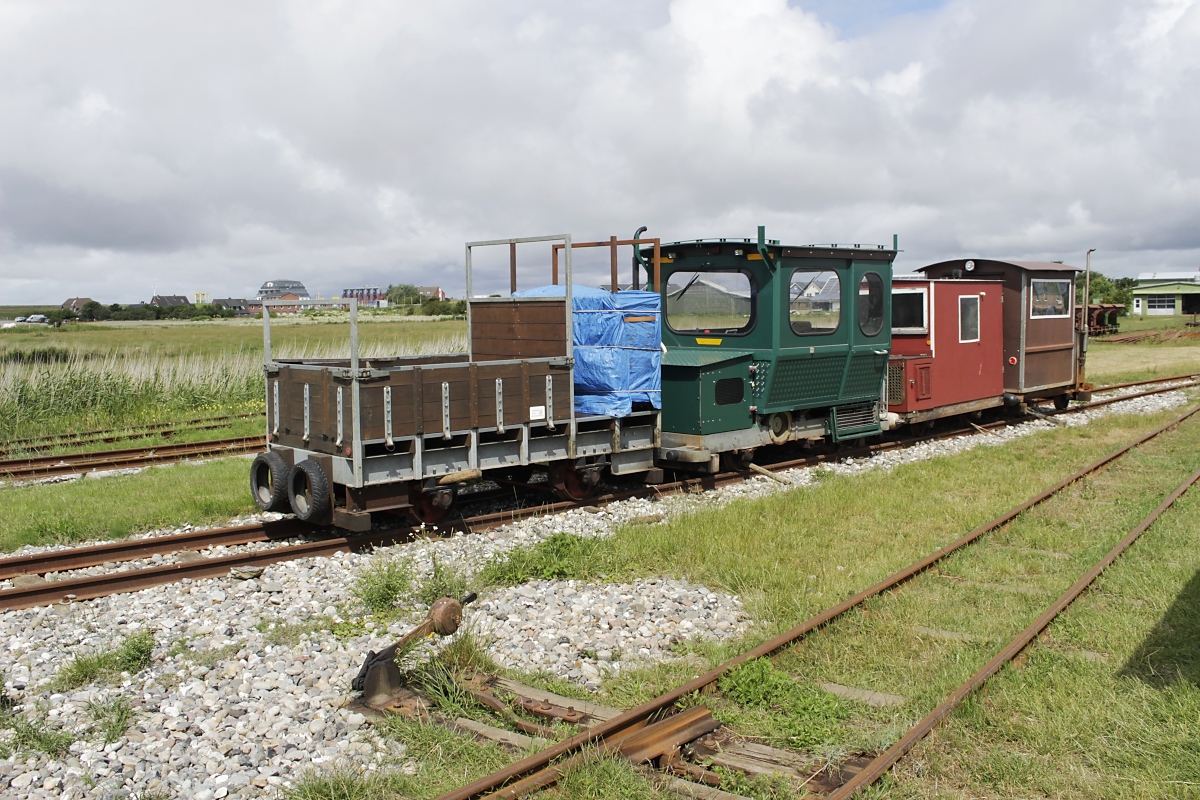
[1,378,1193,611]
[0,434,265,480]
[0,412,258,457]
[428,404,1200,799]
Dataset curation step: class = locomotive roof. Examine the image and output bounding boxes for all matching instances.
[644,238,897,259]
[918,259,1082,273]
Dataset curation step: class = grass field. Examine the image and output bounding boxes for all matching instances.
[0,316,467,358]
[0,317,466,441]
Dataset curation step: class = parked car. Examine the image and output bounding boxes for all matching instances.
[14,316,26,322]
[25,314,49,324]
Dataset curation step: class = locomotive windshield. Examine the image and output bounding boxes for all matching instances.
[858,273,885,336]
[665,270,754,334]
[790,269,841,335]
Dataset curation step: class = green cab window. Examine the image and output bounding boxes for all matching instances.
[665,270,754,334]
[790,269,841,335]
[858,272,885,336]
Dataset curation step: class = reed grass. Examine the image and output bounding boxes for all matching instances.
[0,332,467,442]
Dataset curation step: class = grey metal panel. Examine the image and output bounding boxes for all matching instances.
[478,440,524,471]
[575,429,615,458]
[611,450,656,474]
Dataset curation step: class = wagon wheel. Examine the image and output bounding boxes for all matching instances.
[409,490,453,525]
[560,469,595,501]
[1053,394,1071,411]
[549,464,599,501]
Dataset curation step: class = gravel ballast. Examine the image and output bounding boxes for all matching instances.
[0,388,1192,798]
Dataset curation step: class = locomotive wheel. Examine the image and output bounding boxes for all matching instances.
[561,469,595,501]
[250,451,290,512]
[1053,394,1070,411]
[410,490,454,525]
[287,460,331,522]
[721,450,755,472]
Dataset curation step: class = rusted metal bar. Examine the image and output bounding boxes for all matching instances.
[610,235,619,291]
[652,240,661,292]
[436,404,1199,800]
[550,246,557,286]
[829,462,1200,799]
[0,519,310,580]
[550,237,661,292]
[509,242,518,293]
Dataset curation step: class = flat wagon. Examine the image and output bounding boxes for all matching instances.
[250,234,662,529]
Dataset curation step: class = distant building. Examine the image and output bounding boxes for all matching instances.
[194,291,212,305]
[1131,282,1200,317]
[418,286,447,301]
[341,286,387,307]
[264,293,305,315]
[150,295,190,308]
[61,297,95,312]
[213,298,250,316]
[256,280,311,302]
[1136,270,1200,286]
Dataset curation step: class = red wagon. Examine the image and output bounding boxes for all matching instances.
[887,277,1005,424]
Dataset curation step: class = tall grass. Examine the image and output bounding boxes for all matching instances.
[0,332,467,441]
[0,350,262,440]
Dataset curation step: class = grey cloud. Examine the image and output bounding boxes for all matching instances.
[2,0,1199,303]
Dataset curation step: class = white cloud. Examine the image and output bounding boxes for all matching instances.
[1,0,1199,303]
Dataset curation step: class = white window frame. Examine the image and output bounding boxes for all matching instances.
[959,294,981,343]
[1029,279,1072,319]
[1146,295,1174,310]
[891,287,928,335]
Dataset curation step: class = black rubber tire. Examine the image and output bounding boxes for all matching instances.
[288,460,331,522]
[250,451,290,512]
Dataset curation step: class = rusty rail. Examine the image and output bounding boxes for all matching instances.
[829,462,1200,798]
[0,519,313,581]
[1089,372,1200,394]
[436,405,1200,800]
[0,412,257,456]
[0,435,265,480]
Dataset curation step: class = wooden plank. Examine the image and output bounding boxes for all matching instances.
[659,776,752,800]
[492,678,621,724]
[448,717,547,750]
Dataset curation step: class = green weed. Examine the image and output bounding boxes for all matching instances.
[86,695,137,744]
[417,557,470,607]
[476,533,603,586]
[283,766,394,800]
[352,556,415,615]
[0,709,75,757]
[54,631,156,690]
[717,658,847,749]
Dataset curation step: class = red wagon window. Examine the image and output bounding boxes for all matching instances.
[959,295,980,343]
[892,288,927,334]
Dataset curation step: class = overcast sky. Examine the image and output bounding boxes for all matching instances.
[2,0,1198,304]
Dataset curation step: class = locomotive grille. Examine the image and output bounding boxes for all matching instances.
[887,361,905,405]
[833,402,879,434]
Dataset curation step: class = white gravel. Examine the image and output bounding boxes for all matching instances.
[0,387,1192,798]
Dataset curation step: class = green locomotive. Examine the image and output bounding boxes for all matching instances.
[647,228,897,472]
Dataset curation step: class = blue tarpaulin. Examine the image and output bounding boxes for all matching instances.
[512,285,661,417]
